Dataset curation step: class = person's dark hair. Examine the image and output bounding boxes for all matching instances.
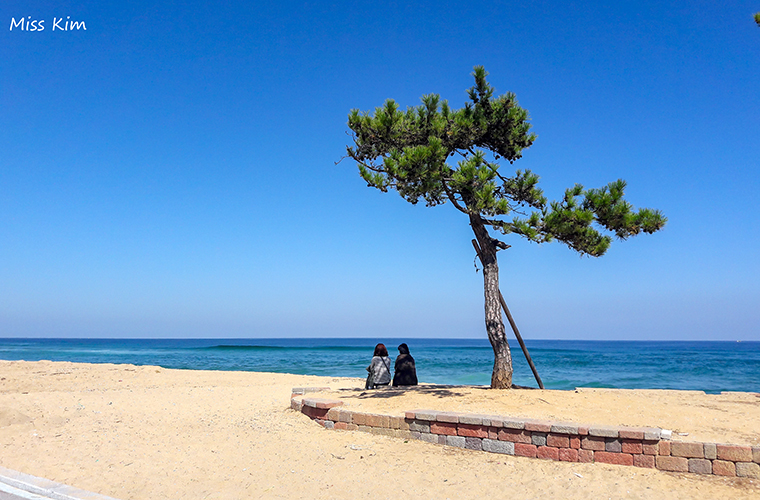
[373,343,388,357]
[398,343,410,355]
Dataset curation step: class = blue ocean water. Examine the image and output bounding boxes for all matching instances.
[0,338,757,394]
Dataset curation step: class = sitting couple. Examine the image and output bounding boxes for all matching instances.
[365,343,417,389]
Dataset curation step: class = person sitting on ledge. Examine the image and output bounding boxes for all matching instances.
[392,343,418,387]
[367,343,392,388]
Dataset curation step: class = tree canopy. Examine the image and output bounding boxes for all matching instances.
[347,67,666,259]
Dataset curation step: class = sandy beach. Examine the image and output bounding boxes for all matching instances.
[0,360,758,499]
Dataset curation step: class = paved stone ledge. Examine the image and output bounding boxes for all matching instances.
[291,388,760,479]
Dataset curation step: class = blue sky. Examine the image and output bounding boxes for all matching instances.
[1,0,758,340]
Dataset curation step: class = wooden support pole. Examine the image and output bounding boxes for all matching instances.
[472,239,545,389]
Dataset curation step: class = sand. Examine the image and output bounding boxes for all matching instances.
[0,360,758,500]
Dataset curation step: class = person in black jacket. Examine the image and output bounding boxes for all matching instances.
[392,343,418,386]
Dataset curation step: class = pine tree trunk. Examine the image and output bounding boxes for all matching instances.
[470,214,513,389]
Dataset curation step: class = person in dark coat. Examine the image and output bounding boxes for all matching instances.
[392,343,418,386]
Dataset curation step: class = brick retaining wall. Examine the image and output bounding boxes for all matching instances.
[290,387,760,478]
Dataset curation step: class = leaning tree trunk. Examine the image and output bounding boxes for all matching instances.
[470,214,513,389]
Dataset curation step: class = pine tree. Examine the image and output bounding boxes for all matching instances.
[346,67,666,388]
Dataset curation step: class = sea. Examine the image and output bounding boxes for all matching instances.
[0,338,757,394]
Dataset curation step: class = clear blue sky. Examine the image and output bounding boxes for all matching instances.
[2,1,758,340]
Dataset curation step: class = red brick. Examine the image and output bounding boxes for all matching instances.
[633,454,655,468]
[596,452,634,466]
[618,428,645,440]
[581,436,606,451]
[559,448,579,462]
[404,411,416,419]
[670,441,704,458]
[304,406,329,419]
[514,443,538,458]
[713,460,736,477]
[313,399,343,409]
[656,456,688,472]
[458,424,488,438]
[537,446,560,460]
[716,444,753,462]
[578,449,594,463]
[430,422,458,436]
[658,441,671,456]
[621,440,643,454]
[547,434,570,448]
[498,428,531,443]
[577,426,590,436]
[569,436,581,449]
[488,427,499,440]
[334,422,348,430]
[524,420,552,432]
[642,442,659,455]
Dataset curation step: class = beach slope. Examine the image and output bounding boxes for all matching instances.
[0,361,757,499]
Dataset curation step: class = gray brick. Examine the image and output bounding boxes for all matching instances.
[436,412,460,423]
[736,462,760,479]
[532,432,547,446]
[605,438,622,453]
[550,424,579,435]
[589,426,619,438]
[501,419,525,429]
[419,433,438,444]
[643,428,662,441]
[414,410,438,421]
[465,437,483,450]
[704,443,717,460]
[753,446,760,464]
[323,420,335,429]
[688,458,712,475]
[446,436,466,448]
[482,439,514,455]
[409,420,430,433]
[459,414,485,425]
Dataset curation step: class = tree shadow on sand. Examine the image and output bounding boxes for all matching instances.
[329,384,535,400]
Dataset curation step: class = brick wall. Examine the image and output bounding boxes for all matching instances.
[294,390,760,479]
